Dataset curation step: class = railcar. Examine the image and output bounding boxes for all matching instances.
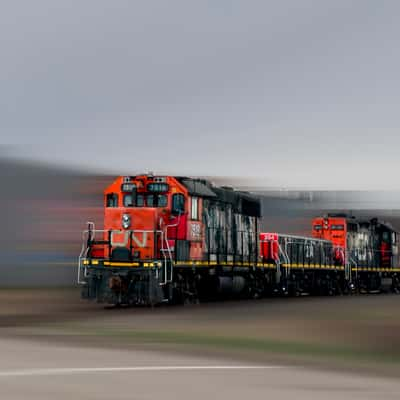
[259,232,346,295]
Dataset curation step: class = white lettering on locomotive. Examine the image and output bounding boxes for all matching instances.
[110,231,148,248]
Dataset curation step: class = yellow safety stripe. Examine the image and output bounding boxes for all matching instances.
[351,267,400,273]
[83,259,400,273]
[104,261,140,267]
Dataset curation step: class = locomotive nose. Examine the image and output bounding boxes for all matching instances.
[108,207,159,261]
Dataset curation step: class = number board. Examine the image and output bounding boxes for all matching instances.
[147,183,169,192]
[121,183,136,192]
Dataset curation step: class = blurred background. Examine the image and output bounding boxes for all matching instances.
[1,154,400,286]
[1,1,400,397]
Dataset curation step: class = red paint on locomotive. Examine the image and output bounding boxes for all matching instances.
[312,216,347,248]
[312,216,347,265]
[259,232,279,261]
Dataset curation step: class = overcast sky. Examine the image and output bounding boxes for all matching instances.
[1,0,400,189]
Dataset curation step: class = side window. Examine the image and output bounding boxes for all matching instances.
[172,193,185,215]
[383,231,390,243]
[106,193,118,207]
[190,196,199,220]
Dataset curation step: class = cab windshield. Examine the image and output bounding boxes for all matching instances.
[123,193,167,207]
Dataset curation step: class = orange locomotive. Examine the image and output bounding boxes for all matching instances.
[312,214,399,292]
[79,175,261,305]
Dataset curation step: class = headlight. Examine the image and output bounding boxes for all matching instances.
[122,214,131,229]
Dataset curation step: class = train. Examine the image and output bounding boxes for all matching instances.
[78,175,400,305]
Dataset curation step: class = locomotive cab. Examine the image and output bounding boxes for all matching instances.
[89,175,193,264]
[312,215,348,265]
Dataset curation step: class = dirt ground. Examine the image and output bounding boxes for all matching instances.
[1,288,400,376]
